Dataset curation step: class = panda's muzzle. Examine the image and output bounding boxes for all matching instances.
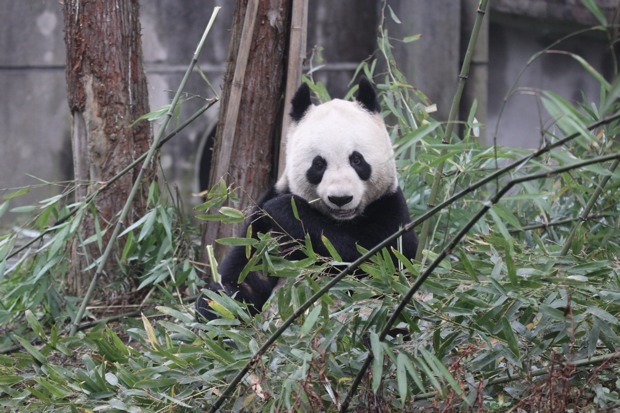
[327,207,357,220]
[328,195,353,207]
[325,195,358,220]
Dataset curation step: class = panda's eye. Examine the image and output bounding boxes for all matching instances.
[349,151,371,181]
[312,156,326,171]
[306,155,327,185]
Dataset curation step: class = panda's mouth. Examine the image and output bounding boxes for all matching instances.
[327,207,358,220]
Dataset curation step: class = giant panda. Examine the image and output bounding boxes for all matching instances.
[196,78,418,320]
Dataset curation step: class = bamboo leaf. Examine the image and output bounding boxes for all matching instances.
[36,378,73,399]
[2,187,30,200]
[10,205,36,214]
[403,34,421,43]
[321,235,343,262]
[131,104,171,125]
[0,375,22,386]
[396,352,409,405]
[14,335,46,365]
[25,310,46,340]
[216,237,257,247]
[567,52,611,90]
[141,313,158,348]
[0,201,8,219]
[501,316,521,358]
[387,5,401,24]
[416,352,442,394]
[138,208,158,241]
[581,0,608,26]
[291,196,300,221]
[219,206,245,222]
[119,210,152,238]
[587,306,618,325]
[369,332,384,393]
[420,348,465,400]
[301,305,322,335]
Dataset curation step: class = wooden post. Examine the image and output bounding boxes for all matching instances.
[278,0,309,178]
[202,0,293,263]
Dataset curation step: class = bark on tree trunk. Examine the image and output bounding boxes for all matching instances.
[64,0,154,298]
[201,0,292,263]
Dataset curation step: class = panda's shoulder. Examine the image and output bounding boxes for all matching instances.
[363,187,409,219]
[256,185,288,207]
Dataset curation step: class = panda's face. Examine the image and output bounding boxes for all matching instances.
[277,88,397,221]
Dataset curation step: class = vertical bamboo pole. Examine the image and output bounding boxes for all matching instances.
[416,0,489,260]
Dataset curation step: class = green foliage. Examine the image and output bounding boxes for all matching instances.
[1,2,619,412]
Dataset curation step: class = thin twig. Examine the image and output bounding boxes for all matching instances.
[69,7,221,336]
[508,213,608,233]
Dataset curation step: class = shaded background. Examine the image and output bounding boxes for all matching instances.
[0,0,617,223]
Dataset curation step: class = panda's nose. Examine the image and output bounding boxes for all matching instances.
[328,195,353,207]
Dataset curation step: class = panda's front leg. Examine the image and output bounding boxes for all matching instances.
[258,193,362,262]
[196,236,279,320]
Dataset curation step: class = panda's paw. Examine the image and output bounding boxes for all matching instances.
[251,194,295,232]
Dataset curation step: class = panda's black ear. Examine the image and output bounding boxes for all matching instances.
[290,82,312,121]
[355,77,381,113]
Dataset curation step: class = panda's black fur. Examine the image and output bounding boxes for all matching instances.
[196,78,418,320]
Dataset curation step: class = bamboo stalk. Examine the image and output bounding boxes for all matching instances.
[416,0,489,260]
[340,151,620,411]
[69,7,221,336]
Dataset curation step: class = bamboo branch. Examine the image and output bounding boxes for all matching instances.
[340,151,620,411]
[508,213,608,233]
[5,100,216,263]
[416,0,489,260]
[559,158,619,256]
[69,7,221,336]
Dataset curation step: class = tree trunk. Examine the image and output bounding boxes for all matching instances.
[64,0,154,298]
[202,0,292,262]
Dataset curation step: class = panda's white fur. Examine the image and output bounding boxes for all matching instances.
[276,98,398,221]
[196,78,418,321]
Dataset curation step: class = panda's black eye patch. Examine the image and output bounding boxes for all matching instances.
[349,151,371,181]
[306,155,327,185]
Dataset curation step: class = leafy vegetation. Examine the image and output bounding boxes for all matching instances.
[1,2,619,412]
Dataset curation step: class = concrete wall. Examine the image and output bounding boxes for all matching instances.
[0,0,617,224]
[0,1,71,222]
[487,13,612,148]
[0,0,376,225]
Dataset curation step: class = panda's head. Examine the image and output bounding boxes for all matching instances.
[275,78,397,221]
